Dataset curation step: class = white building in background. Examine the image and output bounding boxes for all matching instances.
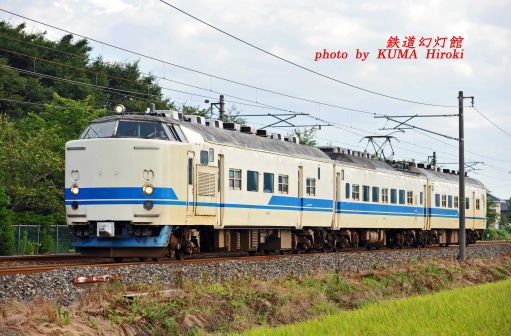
[488,194,509,229]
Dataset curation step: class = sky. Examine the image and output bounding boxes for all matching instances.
[1,0,510,198]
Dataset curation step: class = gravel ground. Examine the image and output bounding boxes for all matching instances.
[1,244,510,304]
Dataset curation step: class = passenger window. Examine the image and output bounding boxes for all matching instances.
[476,199,480,210]
[441,195,447,207]
[263,173,274,193]
[399,190,405,205]
[407,191,413,205]
[435,194,440,207]
[390,189,397,204]
[229,169,242,190]
[208,148,214,162]
[306,178,316,196]
[448,195,453,208]
[345,183,350,199]
[352,185,360,201]
[317,167,321,180]
[372,187,379,202]
[466,197,470,209]
[362,185,370,202]
[341,169,345,180]
[454,196,459,208]
[200,151,209,165]
[247,171,259,192]
[420,192,423,205]
[382,188,389,203]
[278,175,289,194]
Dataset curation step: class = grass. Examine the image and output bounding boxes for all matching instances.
[1,255,511,335]
[238,279,511,336]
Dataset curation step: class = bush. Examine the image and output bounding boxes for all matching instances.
[484,228,511,241]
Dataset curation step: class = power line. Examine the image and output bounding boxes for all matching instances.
[0,7,378,116]
[472,105,511,139]
[158,0,458,108]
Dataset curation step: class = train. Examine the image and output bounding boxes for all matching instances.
[64,106,486,261]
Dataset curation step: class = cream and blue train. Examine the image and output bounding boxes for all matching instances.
[65,108,486,260]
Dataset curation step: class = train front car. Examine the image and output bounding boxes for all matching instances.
[65,112,189,260]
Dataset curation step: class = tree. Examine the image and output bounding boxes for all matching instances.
[486,194,498,228]
[290,128,317,146]
[0,185,15,255]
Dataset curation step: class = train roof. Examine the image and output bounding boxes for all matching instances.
[90,114,486,188]
[91,114,332,161]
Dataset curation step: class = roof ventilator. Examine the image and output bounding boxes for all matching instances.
[240,126,257,134]
[223,122,241,131]
[206,119,223,128]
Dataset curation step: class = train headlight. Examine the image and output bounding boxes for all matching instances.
[143,184,154,196]
[114,104,126,114]
[71,184,79,195]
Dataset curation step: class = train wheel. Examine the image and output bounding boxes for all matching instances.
[152,257,161,262]
[113,257,124,263]
[139,257,149,262]
[175,249,185,260]
[248,250,257,256]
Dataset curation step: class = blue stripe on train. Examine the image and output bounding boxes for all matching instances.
[64,189,485,219]
[65,187,178,200]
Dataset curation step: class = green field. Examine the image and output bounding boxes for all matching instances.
[238,279,511,336]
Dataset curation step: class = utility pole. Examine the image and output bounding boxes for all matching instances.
[219,94,225,122]
[458,91,466,260]
[374,91,474,262]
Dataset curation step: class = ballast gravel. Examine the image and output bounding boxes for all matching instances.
[1,244,510,304]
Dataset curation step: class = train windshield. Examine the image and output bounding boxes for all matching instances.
[80,120,183,141]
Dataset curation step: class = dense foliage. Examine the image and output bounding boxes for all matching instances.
[0,21,215,255]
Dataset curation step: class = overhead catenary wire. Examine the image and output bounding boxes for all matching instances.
[0,7,378,116]
[158,0,458,108]
[471,106,511,139]
[0,10,508,177]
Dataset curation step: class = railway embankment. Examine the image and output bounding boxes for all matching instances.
[0,242,510,304]
[0,248,510,335]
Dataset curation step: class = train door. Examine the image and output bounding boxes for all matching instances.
[298,166,304,229]
[471,191,476,229]
[186,152,195,217]
[423,184,431,230]
[333,172,341,229]
[217,154,225,227]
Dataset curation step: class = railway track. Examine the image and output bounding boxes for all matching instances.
[1,240,509,276]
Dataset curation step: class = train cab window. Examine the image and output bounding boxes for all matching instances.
[116,121,169,139]
[420,192,423,205]
[352,185,360,201]
[306,178,316,196]
[362,186,370,202]
[382,188,389,203]
[345,183,350,199]
[448,195,453,208]
[407,191,413,205]
[435,194,440,207]
[200,151,209,165]
[466,197,470,209]
[476,199,480,210]
[372,187,379,202]
[454,196,459,208]
[390,189,397,204]
[441,195,447,208]
[229,169,242,190]
[263,173,274,193]
[399,190,405,205]
[247,171,259,192]
[278,175,289,194]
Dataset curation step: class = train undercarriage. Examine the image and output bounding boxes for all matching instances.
[73,224,482,261]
